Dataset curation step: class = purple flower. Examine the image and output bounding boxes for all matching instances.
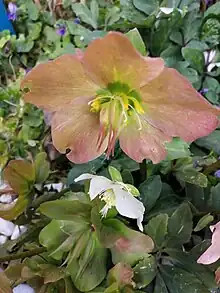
[8,2,17,21]
[199,88,209,95]
[56,24,66,37]
[214,170,220,178]
[74,18,80,25]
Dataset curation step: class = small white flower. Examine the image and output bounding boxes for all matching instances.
[160,7,175,14]
[0,235,7,245]
[75,174,145,231]
[204,50,216,64]
[11,225,27,240]
[158,7,184,17]
[45,183,63,192]
[203,50,220,72]
[0,194,13,204]
[0,218,15,237]
[13,284,35,293]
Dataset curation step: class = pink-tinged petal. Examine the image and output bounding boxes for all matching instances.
[197,244,220,265]
[119,114,171,163]
[215,267,220,284]
[51,97,107,164]
[83,32,164,89]
[21,54,99,111]
[141,68,219,142]
[197,221,220,265]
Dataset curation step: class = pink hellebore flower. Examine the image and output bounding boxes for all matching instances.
[21,32,219,164]
[197,221,220,265]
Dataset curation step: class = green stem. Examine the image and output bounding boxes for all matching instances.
[139,159,147,183]
[0,247,46,263]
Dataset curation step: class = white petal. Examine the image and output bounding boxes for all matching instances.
[0,218,15,236]
[89,176,114,200]
[0,194,12,204]
[208,50,216,63]
[13,284,35,293]
[204,52,208,64]
[160,7,174,14]
[45,183,63,192]
[207,63,216,72]
[75,174,114,200]
[74,173,97,182]
[113,186,145,231]
[11,225,27,240]
[0,235,7,245]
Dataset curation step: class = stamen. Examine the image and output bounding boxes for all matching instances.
[128,104,143,131]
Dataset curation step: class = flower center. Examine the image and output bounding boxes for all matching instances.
[100,189,116,217]
[89,82,144,157]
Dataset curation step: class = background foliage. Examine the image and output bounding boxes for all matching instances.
[1,0,220,292]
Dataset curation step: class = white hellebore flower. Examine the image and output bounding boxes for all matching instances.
[13,284,35,293]
[75,174,145,231]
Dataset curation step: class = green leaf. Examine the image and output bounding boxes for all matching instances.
[207,183,220,212]
[108,219,154,266]
[165,138,190,160]
[177,64,199,84]
[67,156,105,186]
[201,18,220,46]
[164,249,217,289]
[195,130,220,155]
[72,3,98,29]
[182,48,205,74]
[108,166,123,182]
[68,233,107,291]
[194,213,214,232]
[203,77,220,104]
[153,274,169,293]
[125,28,146,55]
[167,203,193,247]
[145,214,169,250]
[39,220,69,260]
[27,22,42,40]
[182,12,202,43]
[120,0,147,25]
[105,7,121,28]
[160,265,210,293]
[204,2,220,17]
[26,0,39,21]
[107,263,133,288]
[40,200,91,220]
[34,152,50,184]
[15,35,34,53]
[139,175,162,211]
[175,169,208,188]
[133,0,158,15]
[43,26,60,44]
[90,0,99,25]
[133,256,157,288]
[4,159,35,194]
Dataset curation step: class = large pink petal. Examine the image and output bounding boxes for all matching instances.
[140,68,219,142]
[83,32,164,89]
[197,221,220,265]
[119,114,171,163]
[21,55,99,112]
[51,97,107,163]
[197,244,220,265]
